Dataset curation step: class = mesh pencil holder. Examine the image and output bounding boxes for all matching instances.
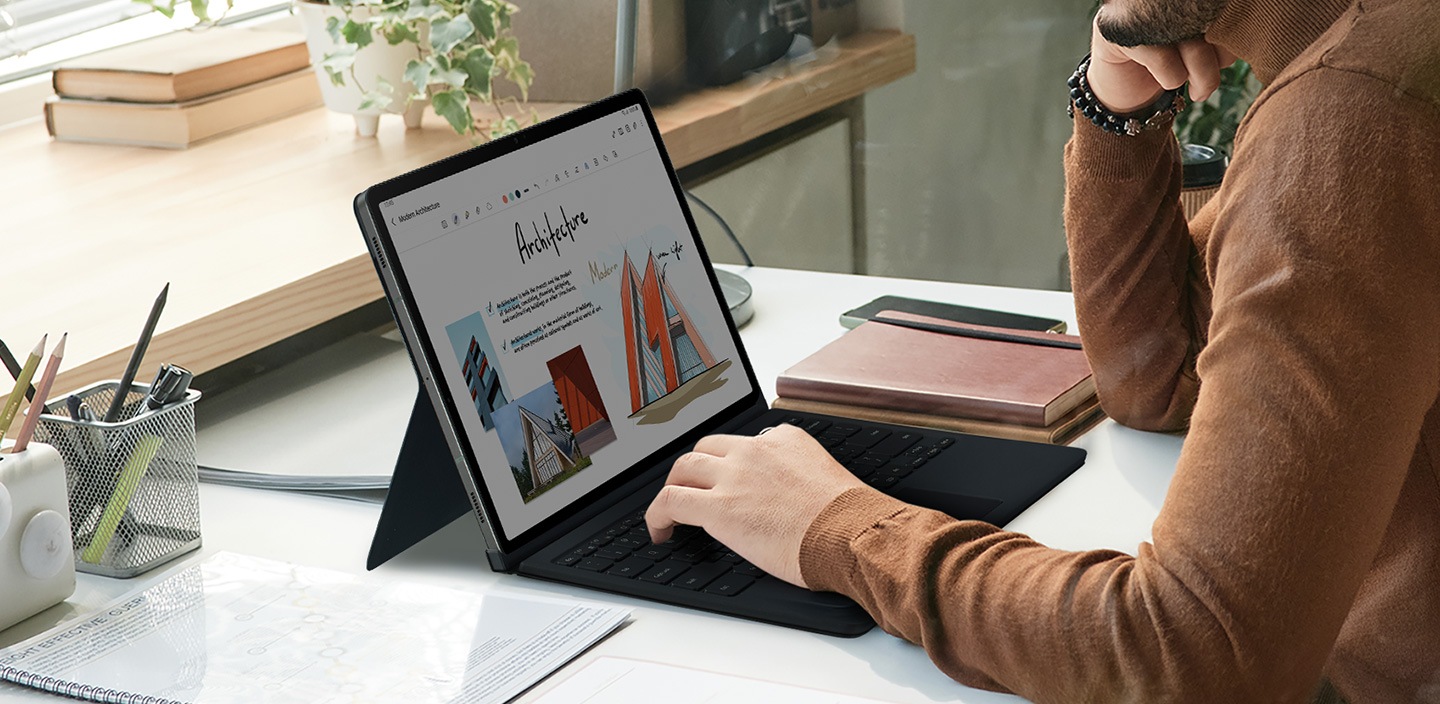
[33,380,202,578]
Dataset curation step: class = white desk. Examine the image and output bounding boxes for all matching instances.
[0,266,1185,703]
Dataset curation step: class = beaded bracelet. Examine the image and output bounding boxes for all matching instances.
[1067,54,1186,137]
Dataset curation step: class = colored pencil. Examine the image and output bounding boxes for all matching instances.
[0,334,45,445]
[0,339,36,402]
[12,333,66,453]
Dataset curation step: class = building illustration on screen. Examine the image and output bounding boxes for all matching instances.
[519,406,576,487]
[463,336,507,429]
[446,312,511,431]
[620,250,718,414]
[494,382,595,502]
[546,346,617,456]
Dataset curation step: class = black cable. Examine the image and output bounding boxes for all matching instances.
[684,190,753,267]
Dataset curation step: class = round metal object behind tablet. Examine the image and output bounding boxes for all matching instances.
[716,269,754,328]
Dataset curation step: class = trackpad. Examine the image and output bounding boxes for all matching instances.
[890,486,1002,522]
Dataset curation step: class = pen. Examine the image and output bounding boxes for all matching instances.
[132,363,194,419]
[0,334,46,445]
[0,339,36,402]
[12,333,66,453]
[104,283,169,422]
[871,312,1084,351]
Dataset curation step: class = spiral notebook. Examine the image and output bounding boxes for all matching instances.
[0,552,628,704]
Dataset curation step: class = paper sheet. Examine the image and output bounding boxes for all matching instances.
[0,552,628,704]
[534,656,902,704]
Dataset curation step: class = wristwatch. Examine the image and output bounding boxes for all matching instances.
[1067,54,1186,137]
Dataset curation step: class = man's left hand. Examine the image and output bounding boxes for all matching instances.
[645,424,867,588]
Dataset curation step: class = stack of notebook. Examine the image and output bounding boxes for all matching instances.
[774,310,1104,444]
[44,27,320,148]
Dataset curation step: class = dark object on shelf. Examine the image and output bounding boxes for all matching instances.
[686,0,795,86]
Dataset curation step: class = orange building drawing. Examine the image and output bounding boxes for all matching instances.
[547,346,609,433]
[619,250,716,413]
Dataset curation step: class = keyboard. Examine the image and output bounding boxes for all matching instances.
[552,415,955,595]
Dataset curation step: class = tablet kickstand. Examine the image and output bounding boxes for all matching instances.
[366,390,470,570]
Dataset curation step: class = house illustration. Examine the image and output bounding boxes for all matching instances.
[520,406,577,488]
[619,250,717,413]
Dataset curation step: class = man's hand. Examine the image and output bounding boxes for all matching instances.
[645,424,867,588]
[1086,15,1236,113]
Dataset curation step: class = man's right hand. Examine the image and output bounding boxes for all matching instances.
[1085,15,1235,113]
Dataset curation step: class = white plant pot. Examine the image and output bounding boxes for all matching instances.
[294,0,427,137]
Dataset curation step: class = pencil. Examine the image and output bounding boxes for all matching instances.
[12,333,66,453]
[0,339,36,402]
[104,283,169,422]
[0,334,46,446]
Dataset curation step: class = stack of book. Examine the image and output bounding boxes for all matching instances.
[774,311,1105,445]
[45,27,320,148]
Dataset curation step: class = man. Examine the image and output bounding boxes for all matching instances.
[645,0,1440,701]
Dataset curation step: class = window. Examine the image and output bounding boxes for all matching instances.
[0,0,290,86]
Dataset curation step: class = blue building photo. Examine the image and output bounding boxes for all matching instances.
[446,311,510,430]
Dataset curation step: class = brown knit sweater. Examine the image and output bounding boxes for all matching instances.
[798,0,1440,701]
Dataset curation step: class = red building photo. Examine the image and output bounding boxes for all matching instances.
[619,250,718,414]
[545,346,617,456]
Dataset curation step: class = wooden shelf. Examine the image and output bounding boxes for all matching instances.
[0,30,914,409]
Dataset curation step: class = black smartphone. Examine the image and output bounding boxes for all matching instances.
[840,295,1067,333]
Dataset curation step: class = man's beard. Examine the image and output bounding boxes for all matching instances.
[1096,0,1228,47]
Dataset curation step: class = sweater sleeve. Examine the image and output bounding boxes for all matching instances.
[1062,111,1208,432]
[799,69,1440,703]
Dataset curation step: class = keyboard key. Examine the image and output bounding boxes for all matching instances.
[577,557,614,571]
[781,416,805,427]
[817,435,843,449]
[586,536,612,548]
[675,541,720,563]
[851,454,887,468]
[717,551,743,563]
[704,573,757,597]
[569,545,596,557]
[671,562,730,590]
[924,447,944,459]
[637,560,689,584]
[594,546,633,561]
[828,424,860,437]
[801,419,831,435]
[554,553,583,567]
[608,556,654,578]
[874,476,899,490]
[637,545,673,561]
[885,465,913,479]
[845,428,891,449]
[731,563,765,577]
[906,456,929,470]
[938,438,955,448]
[612,535,647,550]
[870,431,922,458]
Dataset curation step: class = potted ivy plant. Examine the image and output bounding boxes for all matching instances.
[294,0,535,138]
[131,0,533,137]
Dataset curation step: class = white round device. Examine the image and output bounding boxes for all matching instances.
[20,509,71,580]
